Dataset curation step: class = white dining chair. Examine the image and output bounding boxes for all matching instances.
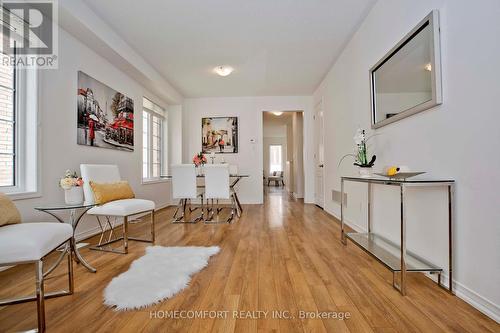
[204,164,238,223]
[171,164,204,223]
[80,164,155,254]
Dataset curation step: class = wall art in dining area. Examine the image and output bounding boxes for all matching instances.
[77,71,134,151]
[202,117,238,153]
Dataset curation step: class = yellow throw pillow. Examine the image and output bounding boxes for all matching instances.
[0,193,21,226]
[89,181,135,205]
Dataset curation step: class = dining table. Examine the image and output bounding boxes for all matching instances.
[160,174,249,214]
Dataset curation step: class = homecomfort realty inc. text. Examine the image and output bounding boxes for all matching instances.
[149,310,351,320]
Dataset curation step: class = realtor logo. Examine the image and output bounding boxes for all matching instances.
[1,0,58,68]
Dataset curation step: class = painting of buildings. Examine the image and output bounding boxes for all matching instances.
[77,71,134,151]
[202,117,238,153]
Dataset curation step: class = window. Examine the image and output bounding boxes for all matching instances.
[0,39,39,197]
[0,50,16,187]
[143,97,166,181]
[269,145,283,173]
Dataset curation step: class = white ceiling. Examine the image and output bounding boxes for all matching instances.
[83,0,376,98]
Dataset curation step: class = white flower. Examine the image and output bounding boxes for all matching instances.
[353,128,365,145]
[60,177,75,190]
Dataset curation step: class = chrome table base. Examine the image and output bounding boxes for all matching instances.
[172,193,241,224]
[172,198,204,223]
[36,206,97,273]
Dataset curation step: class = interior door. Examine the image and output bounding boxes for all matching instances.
[314,100,325,208]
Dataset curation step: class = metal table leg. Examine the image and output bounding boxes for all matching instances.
[231,176,243,214]
[367,182,372,233]
[399,184,407,295]
[233,191,243,214]
[42,208,96,273]
[70,208,97,272]
[341,178,346,244]
[448,184,454,294]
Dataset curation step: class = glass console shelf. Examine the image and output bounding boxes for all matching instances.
[340,175,454,296]
[346,233,442,272]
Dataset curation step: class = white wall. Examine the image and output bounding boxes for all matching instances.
[314,0,500,320]
[263,123,287,138]
[167,105,183,166]
[182,96,314,204]
[13,28,180,239]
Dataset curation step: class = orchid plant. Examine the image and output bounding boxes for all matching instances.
[339,128,376,168]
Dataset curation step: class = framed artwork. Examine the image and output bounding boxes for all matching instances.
[202,117,238,153]
[77,71,134,151]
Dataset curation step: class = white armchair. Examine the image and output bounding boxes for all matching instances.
[80,164,155,254]
[0,195,74,333]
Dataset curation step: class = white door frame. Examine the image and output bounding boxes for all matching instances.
[314,99,325,208]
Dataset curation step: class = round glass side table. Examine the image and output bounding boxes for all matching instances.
[35,203,97,273]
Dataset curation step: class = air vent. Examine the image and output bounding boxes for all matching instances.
[332,190,347,206]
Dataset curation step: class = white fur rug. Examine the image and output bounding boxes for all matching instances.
[103,246,220,310]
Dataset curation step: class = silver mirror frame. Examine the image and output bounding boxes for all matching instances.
[370,10,442,129]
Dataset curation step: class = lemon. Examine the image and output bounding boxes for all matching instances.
[387,166,399,176]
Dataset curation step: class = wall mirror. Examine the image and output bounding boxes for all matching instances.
[370,10,442,129]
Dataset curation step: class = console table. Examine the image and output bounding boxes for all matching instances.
[340,176,455,295]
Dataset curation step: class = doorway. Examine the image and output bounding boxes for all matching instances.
[262,111,304,198]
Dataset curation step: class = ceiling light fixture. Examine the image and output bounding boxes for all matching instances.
[213,65,234,77]
[272,111,283,116]
[425,63,432,71]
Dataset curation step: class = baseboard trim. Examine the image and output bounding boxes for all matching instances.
[324,207,500,323]
[326,209,366,233]
[453,278,500,323]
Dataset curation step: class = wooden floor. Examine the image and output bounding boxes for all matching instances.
[1,188,498,332]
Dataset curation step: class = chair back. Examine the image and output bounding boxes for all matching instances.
[229,164,238,176]
[171,164,197,199]
[204,164,230,199]
[80,164,121,205]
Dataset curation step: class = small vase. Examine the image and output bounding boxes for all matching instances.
[197,165,204,176]
[358,167,372,178]
[65,187,83,205]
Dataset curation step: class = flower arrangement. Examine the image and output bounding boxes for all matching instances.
[192,152,207,167]
[353,128,376,167]
[59,170,84,190]
[339,128,376,169]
